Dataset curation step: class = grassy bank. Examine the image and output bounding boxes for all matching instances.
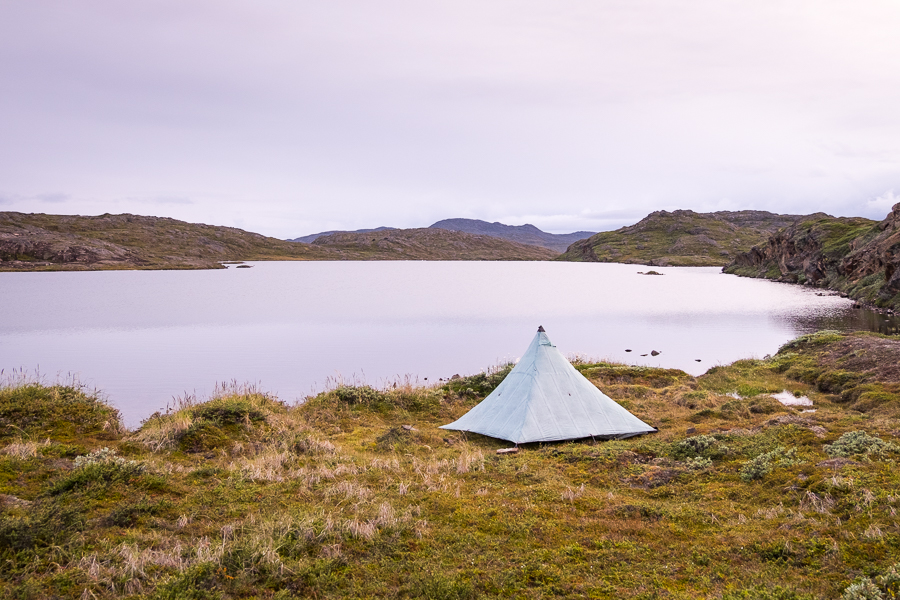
[3,332,900,599]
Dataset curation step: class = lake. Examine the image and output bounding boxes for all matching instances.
[1,261,897,426]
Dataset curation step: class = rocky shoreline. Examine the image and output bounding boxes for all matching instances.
[725,202,900,312]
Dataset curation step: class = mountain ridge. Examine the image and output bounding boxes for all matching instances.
[310,227,559,261]
[290,218,596,253]
[289,227,396,244]
[0,212,557,270]
[428,218,595,253]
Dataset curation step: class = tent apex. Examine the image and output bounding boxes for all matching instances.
[537,325,545,332]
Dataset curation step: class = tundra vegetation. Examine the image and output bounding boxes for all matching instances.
[3,331,900,599]
[558,209,803,267]
[0,213,557,272]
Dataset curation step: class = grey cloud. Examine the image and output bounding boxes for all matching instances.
[127,196,194,206]
[0,1,898,237]
[36,193,70,203]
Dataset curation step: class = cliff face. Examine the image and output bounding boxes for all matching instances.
[725,203,900,310]
[558,209,803,266]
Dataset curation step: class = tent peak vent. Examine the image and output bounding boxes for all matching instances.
[537,325,545,332]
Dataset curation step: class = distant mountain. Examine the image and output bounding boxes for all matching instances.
[428,218,595,253]
[311,228,559,261]
[558,209,805,267]
[289,226,395,244]
[726,204,900,310]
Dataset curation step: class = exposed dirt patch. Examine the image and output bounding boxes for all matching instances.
[817,335,900,383]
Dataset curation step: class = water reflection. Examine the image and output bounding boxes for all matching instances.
[0,261,896,425]
[784,305,900,336]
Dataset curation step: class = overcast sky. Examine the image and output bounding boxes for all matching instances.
[1,1,899,238]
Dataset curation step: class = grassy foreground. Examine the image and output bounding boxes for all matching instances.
[3,332,900,599]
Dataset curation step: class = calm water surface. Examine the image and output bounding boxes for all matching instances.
[1,261,896,425]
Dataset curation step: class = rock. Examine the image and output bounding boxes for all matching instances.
[650,350,661,356]
[450,374,460,380]
[496,448,519,455]
[816,457,859,469]
[686,427,697,434]
[631,466,683,488]
[0,494,31,507]
[401,425,417,431]
[808,426,827,438]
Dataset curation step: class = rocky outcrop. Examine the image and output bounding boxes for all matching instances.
[725,204,900,310]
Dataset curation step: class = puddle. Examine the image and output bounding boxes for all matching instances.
[771,390,813,407]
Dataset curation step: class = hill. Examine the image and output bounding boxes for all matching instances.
[289,226,395,244]
[558,209,804,266]
[3,330,900,598]
[725,203,900,311]
[0,213,556,270]
[311,227,559,260]
[428,218,595,253]
[0,212,338,270]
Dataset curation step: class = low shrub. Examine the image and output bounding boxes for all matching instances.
[179,420,230,453]
[721,585,817,600]
[0,500,83,551]
[740,447,801,482]
[841,577,884,600]
[825,431,899,458]
[49,447,146,494]
[331,385,386,406]
[671,434,717,458]
[407,573,477,600]
[816,371,864,394]
[684,456,712,470]
[851,391,899,413]
[749,397,784,414]
[0,381,122,441]
[192,397,266,425]
[104,498,164,527]
[443,363,514,398]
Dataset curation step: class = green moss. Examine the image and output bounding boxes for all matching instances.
[179,420,230,453]
[816,370,865,394]
[851,391,900,413]
[0,381,122,442]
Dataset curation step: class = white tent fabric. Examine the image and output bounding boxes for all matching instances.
[441,328,657,444]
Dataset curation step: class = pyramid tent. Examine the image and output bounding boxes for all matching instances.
[441,327,657,444]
